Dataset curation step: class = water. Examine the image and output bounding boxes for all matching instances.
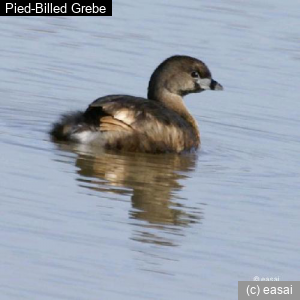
[1,1,300,299]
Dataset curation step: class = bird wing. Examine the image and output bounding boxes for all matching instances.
[84,95,174,132]
[82,95,195,153]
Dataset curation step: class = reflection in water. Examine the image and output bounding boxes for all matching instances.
[53,143,203,246]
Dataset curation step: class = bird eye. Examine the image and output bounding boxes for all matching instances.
[191,71,199,78]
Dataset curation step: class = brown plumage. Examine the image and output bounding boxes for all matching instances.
[50,55,223,154]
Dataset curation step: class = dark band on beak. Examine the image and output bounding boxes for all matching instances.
[210,79,223,91]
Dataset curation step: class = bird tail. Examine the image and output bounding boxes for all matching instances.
[50,111,84,141]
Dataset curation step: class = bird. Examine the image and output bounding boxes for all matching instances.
[50,55,223,154]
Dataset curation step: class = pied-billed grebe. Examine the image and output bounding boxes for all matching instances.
[50,55,223,153]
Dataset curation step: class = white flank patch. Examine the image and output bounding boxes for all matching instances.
[72,131,103,145]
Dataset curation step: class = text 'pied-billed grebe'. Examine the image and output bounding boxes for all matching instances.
[50,55,223,153]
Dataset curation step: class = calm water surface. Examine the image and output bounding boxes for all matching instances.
[1,1,300,299]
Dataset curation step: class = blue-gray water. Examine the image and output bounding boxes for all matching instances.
[1,1,300,299]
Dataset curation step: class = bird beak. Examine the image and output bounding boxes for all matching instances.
[198,78,224,91]
[210,79,223,91]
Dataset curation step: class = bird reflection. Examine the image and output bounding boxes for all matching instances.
[53,143,203,246]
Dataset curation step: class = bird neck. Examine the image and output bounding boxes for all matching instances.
[148,88,200,139]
